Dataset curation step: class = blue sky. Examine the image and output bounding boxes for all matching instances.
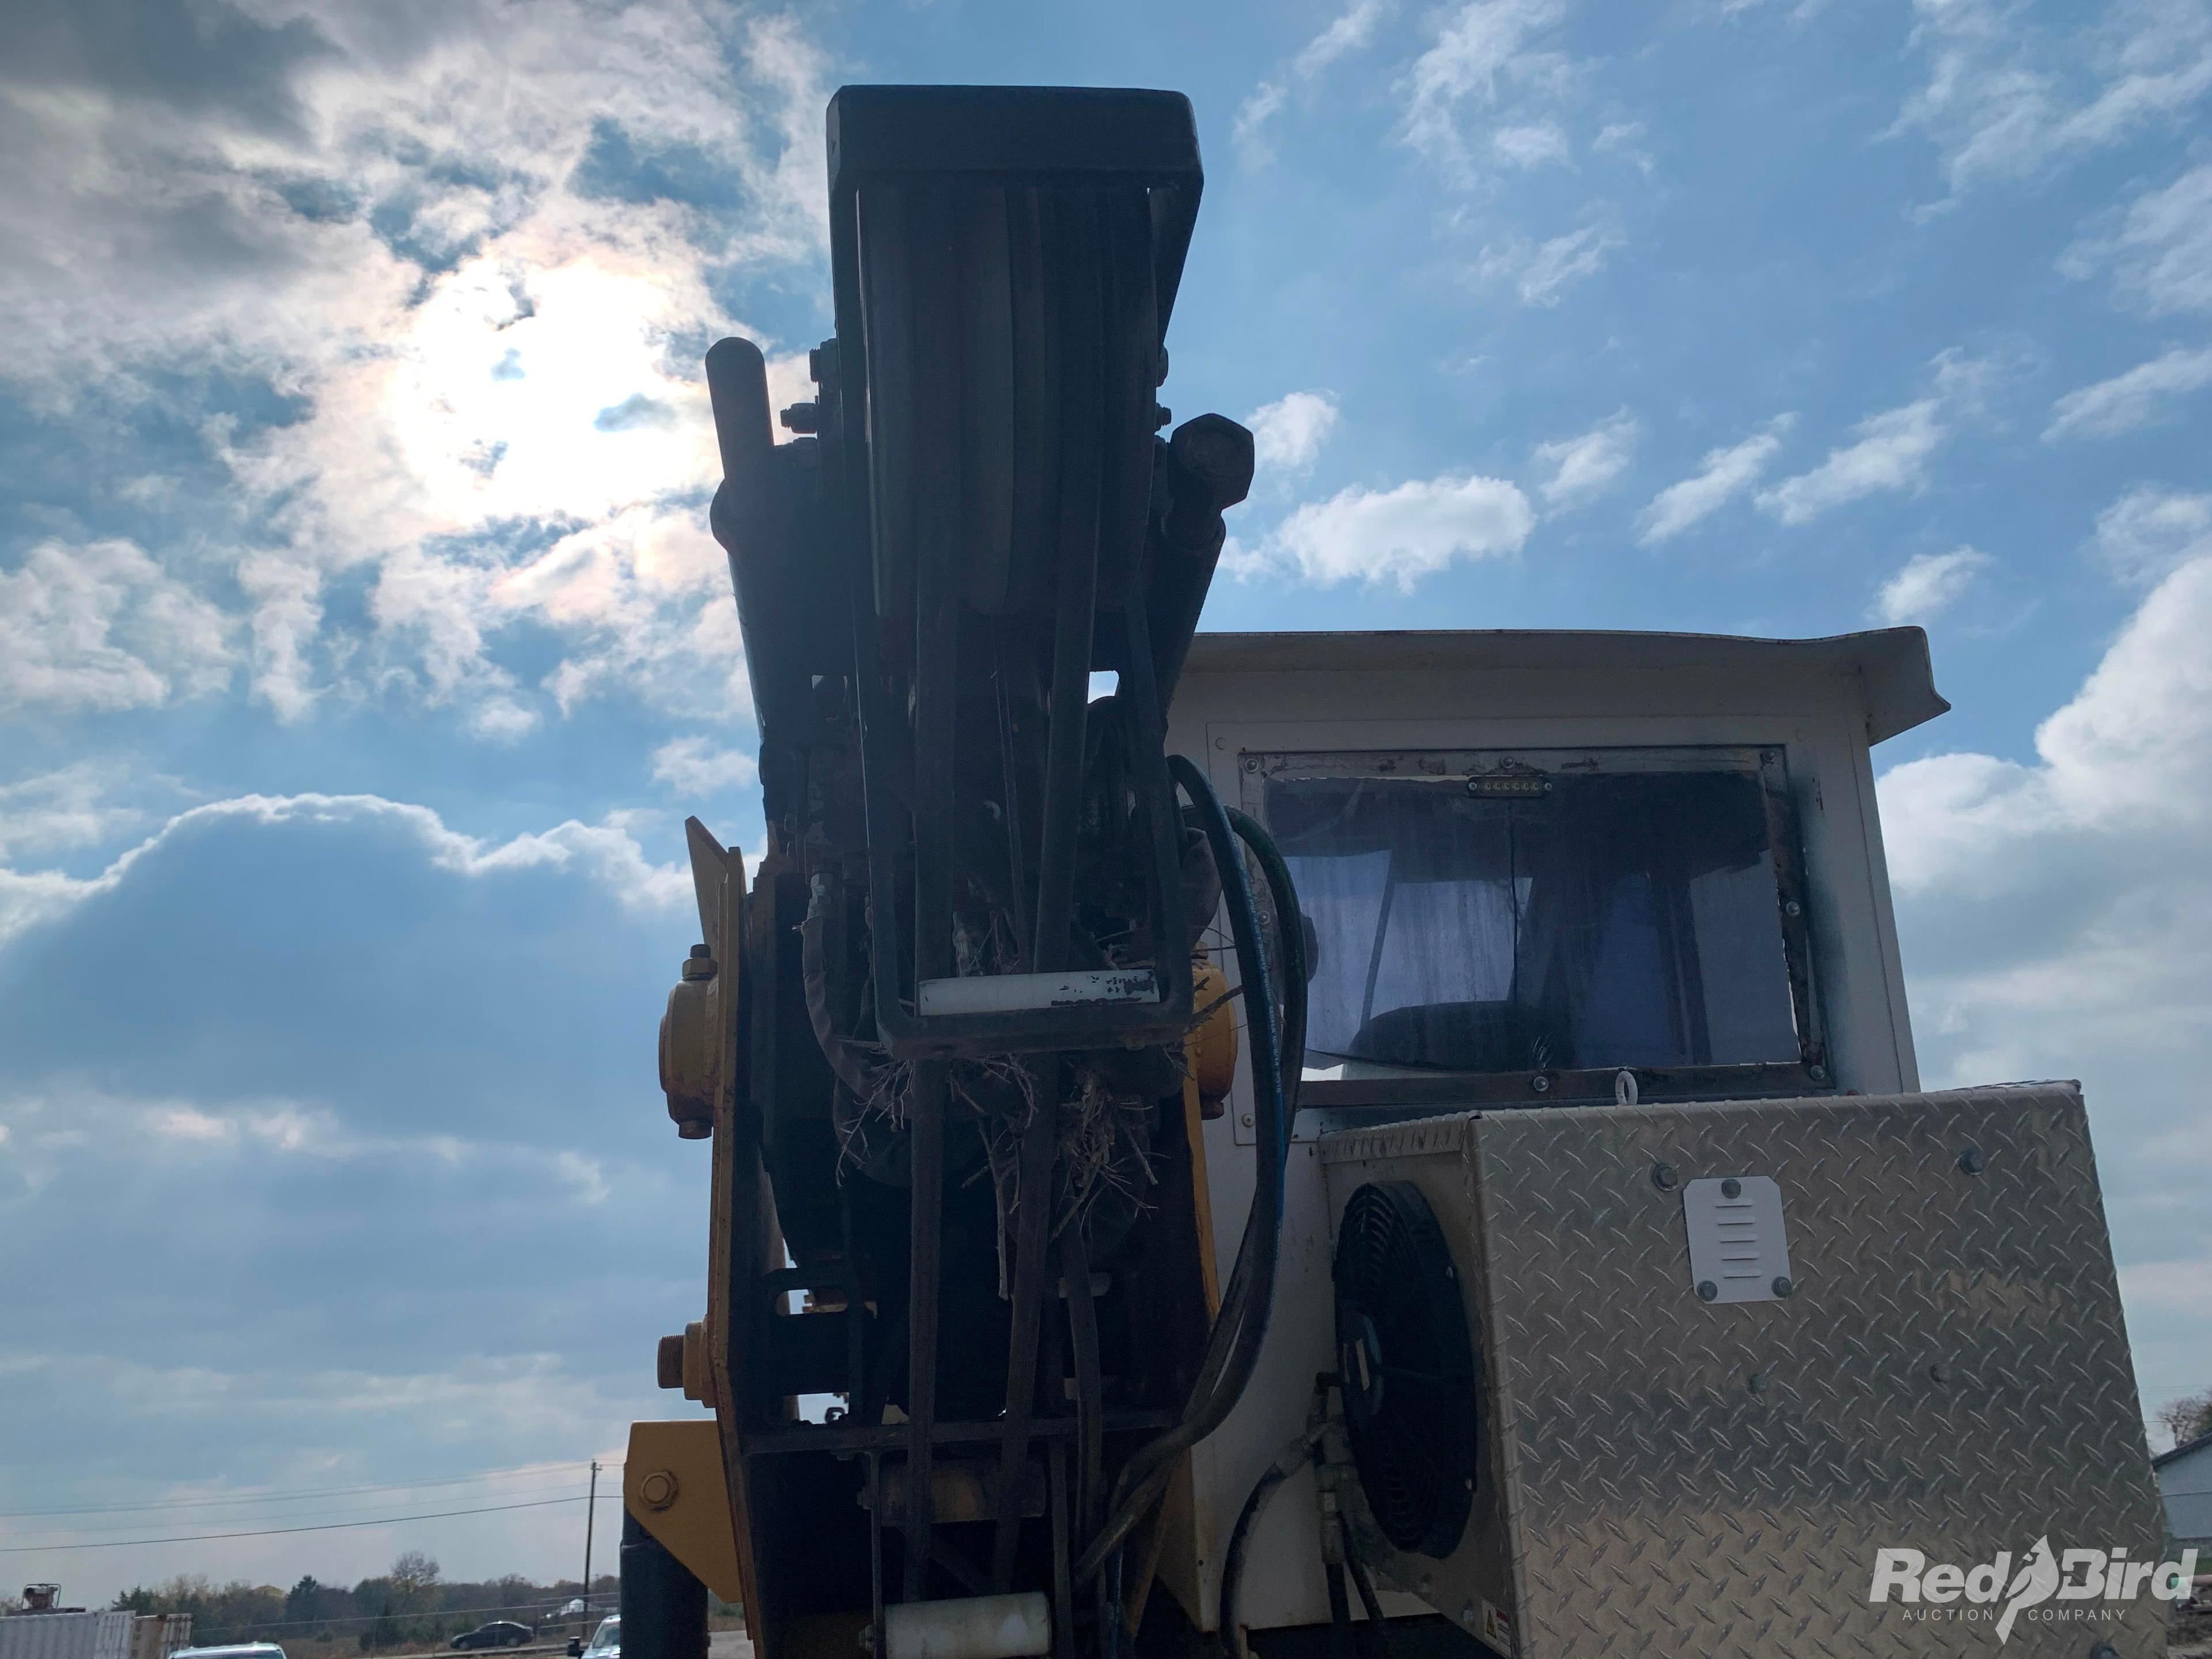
[5,0,2212,1603]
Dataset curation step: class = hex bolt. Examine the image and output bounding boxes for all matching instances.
[639,1468,680,1511]
[1959,1144,1987,1176]
[1721,1177,1741,1199]
[1530,1074,1551,1094]
[1697,1281,1718,1302]
[1651,1162,1679,1191]
[1772,1276,1794,1298]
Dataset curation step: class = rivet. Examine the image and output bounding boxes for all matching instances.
[1651,1162,1678,1191]
[1958,1144,1986,1176]
[1721,1177,1741,1199]
[1697,1281,1718,1302]
[1529,1074,1551,1094]
[1748,1370,1767,1394]
[1929,1361,1952,1384]
[1772,1276,1794,1298]
[1808,1064,1828,1083]
[1783,900,1803,918]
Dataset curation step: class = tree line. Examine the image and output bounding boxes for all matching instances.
[112,1554,618,1652]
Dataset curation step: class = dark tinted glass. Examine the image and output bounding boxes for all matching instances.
[1266,769,1800,1075]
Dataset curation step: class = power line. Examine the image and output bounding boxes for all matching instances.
[0,1496,605,1554]
[0,1464,612,1522]
[19,1483,597,1540]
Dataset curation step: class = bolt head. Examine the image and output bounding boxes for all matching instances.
[1808,1063,1828,1083]
[1697,1281,1718,1302]
[1929,1361,1952,1383]
[1772,1275,1794,1298]
[639,1469,680,1511]
[1721,1177,1741,1199]
[1651,1162,1679,1191]
[1783,899,1803,917]
[1958,1144,1987,1175]
[1748,1370,1767,1394]
[1530,1074,1551,1093]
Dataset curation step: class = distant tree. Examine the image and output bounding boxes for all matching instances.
[2163,1388,2212,1448]
[389,1553,441,1611]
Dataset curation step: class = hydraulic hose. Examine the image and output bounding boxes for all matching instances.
[1073,755,1294,1585]
[1227,806,1307,1115]
[1217,1431,1315,1659]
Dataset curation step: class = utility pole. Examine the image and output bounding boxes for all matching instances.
[581,1460,599,1633]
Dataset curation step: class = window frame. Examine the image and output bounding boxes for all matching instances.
[1241,742,1830,1112]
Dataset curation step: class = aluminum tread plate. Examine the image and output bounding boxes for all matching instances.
[1325,1086,2169,1656]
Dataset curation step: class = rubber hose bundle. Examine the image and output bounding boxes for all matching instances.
[1071,757,1305,1586]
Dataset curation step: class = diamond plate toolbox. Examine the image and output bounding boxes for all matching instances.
[1318,1085,2171,1657]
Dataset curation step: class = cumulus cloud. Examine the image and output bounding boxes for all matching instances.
[1236,0,1392,165]
[2063,161,2212,317]
[1890,0,2212,199]
[1531,408,1638,510]
[2094,484,2212,586]
[2044,344,2212,440]
[0,0,827,736]
[1635,415,1794,544]
[1229,472,1535,590]
[650,734,759,796]
[1755,350,1994,527]
[1879,533,2212,1417]
[1872,546,1994,626]
[1247,390,1343,476]
[1474,222,1622,306]
[0,539,234,714]
[0,791,688,950]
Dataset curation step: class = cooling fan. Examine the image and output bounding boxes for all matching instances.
[1332,1180,1482,1559]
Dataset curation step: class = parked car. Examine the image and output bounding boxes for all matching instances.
[450,1624,532,1650]
[565,1616,617,1659]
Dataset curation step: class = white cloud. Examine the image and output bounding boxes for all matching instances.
[1247,390,1343,475]
[1231,472,1535,591]
[650,735,759,796]
[0,0,827,736]
[1879,538,2212,1408]
[2094,484,2212,586]
[1754,350,1994,527]
[1592,120,1652,172]
[0,539,235,714]
[1401,0,1573,183]
[0,763,170,865]
[1756,398,1944,525]
[1872,546,1994,626]
[1491,122,1571,167]
[1531,410,1638,510]
[1236,0,1392,165]
[2065,161,2212,318]
[0,792,688,950]
[2044,344,2212,440]
[1891,0,2212,198]
[1475,222,1621,306]
[1636,415,1795,544]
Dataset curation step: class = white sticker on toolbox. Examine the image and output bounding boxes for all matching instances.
[1683,1175,1794,1305]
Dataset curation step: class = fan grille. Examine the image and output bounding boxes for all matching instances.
[1333,1180,1480,1558]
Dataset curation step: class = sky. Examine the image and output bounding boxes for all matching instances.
[4,0,2212,1608]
